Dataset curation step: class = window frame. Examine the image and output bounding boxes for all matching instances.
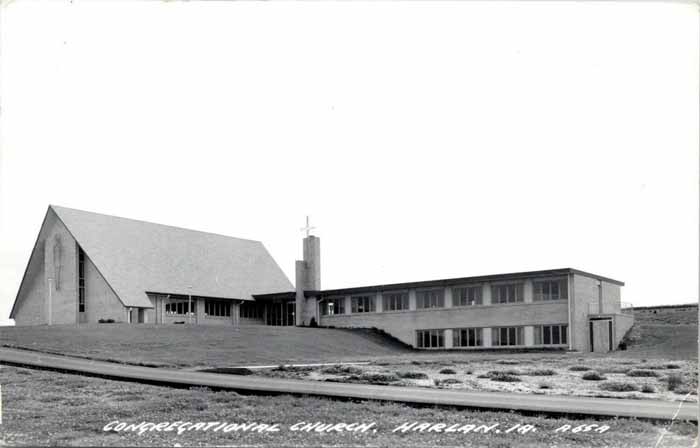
[453,327,483,347]
[534,324,568,345]
[491,283,524,304]
[351,295,376,314]
[491,326,525,346]
[452,285,483,307]
[416,329,445,348]
[533,278,568,302]
[382,291,409,312]
[321,297,346,316]
[416,288,445,309]
[205,299,231,318]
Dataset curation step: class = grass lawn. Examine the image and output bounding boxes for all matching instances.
[1,365,696,447]
[0,324,411,368]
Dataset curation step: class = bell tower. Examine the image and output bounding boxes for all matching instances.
[295,217,320,325]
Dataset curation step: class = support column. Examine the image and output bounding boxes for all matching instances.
[483,327,492,347]
[444,329,454,348]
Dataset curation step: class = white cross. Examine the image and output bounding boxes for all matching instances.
[300,216,315,237]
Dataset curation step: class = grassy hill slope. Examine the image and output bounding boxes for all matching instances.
[620,304,697,360]
[0,324,411,368]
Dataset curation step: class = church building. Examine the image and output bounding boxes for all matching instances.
[10,205,634,353]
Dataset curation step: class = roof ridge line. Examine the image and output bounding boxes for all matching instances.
[49,205,263,244]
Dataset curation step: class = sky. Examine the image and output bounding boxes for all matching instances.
[0,1,698,323]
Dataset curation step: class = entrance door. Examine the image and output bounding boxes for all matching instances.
[589,319,613,353]
[138,308,145,323]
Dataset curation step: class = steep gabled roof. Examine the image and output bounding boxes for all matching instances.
[36,205,293,309]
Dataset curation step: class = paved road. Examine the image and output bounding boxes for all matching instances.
[0,347,696,421]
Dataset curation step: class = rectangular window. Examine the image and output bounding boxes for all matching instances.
[205,300,231,317]
[321,297,345,316]
[240,302,263,319]
[453,285,482,306]
[492,326,524,346]
[492,283,524,304]
[416,329,445,348]
[165,298,196,316]
[416,289,445,309]
[78,248,85,313]
[382,292,409,311]
[351,295,375,313]
[533,278,568,301]
[453,328,483,347]
[534,324,568,345]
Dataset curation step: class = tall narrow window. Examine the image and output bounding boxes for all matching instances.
[78,248,85,313]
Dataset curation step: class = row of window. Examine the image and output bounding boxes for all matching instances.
[320,279,567,316]
[164,299,233,317]
[417,324,568,348]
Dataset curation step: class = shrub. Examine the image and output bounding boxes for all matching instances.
[496,360,520,365]
[599,367,630,374]
[98,318,116,324]
[435,378,462,386]
[641,384,656,393]
[626,369,660,378]
[538,383,552,389]
[673,387,691,395]
[599,381,640,392]
[582,371,606,381]
[665,363,682,370]
[357,373,399,384]
[465,370,473,375]
[439,368,457,375]
[478,371,520,382]
[321,365,364,375]
[397,371,429,380]
[569,366,591,372]
[525,369,557,376]
[666,373,684,391]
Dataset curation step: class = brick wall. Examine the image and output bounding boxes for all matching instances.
[318,285,569,348]
[13,209,78,325]
[83,254,126,323]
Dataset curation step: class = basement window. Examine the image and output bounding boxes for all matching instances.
[416,329,444,348]
[534,324,568,345]
[492,326,524,346]
[453,328,483,347]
